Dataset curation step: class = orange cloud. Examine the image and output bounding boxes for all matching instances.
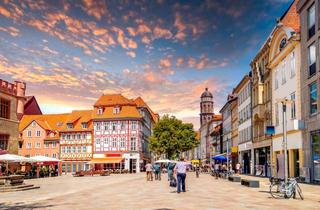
[153,26,173,39]
[73,56,81,62]
[141,36,151,45]
[126,51,136,58]
[127,27,136,36]
[82,0,108,20]
[176,57,185,67]
[0,26,20,36]
[127,39,138,49]
[159,58,172,68]
[0,6,11,18]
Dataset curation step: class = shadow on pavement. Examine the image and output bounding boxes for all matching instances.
[0,202,55,210]
[153,208,175,210]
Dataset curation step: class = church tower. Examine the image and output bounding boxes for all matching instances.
[200,88,214,126]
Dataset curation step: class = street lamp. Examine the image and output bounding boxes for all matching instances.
[277,98,293,185]
[226,137,229,176]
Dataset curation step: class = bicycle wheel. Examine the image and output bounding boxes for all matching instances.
[296,184,304,200]
[270,183,285,199]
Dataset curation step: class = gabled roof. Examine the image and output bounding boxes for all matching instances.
[134,97,159,123]
[23,96,42,115]
[94,94,136,107]
[60,110,93,132]
[19,114,69,132]
[93,106,142,120]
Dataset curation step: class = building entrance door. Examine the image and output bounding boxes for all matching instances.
[130,159,137,173]
[243,152,250,174]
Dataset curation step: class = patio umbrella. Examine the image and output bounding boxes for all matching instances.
[155,159,176,163]
[0,154,34,174]
[155,159,171,163]
[30,156,60,163]
[212,155,227,161]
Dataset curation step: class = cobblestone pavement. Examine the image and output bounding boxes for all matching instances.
[0,173,319,210]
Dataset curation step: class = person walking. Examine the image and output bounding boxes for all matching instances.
[145,161,153,181]
[214,162,220,179]
[174,157,188,193]
[236,162,241,175]
[153,163,161,181]
[195,164,200,178]
[167,162,175,181]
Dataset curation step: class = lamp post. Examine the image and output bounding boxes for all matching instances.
[226,137,229,176]
[278,98,292,185]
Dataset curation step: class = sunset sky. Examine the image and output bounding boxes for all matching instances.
[0,0,291,129]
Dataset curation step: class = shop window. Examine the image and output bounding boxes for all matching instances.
[311,131,320,181]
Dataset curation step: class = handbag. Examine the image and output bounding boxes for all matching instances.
[169,178,177,187]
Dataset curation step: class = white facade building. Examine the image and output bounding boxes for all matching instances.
[235,75,254,174]
[269,25,303,178]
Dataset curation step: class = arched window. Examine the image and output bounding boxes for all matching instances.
[279,38,287,51]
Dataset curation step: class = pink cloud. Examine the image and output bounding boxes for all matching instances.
[126,51,136,58]
[0,26,20,36]
[127,39,138,49]
[159,58,172,68]
[82,0,108,20]
[153,26,173,39]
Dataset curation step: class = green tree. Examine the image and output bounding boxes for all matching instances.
[149,115,198,159]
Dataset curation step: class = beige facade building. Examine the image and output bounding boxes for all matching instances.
[0,80,26,154]
[268,20,303,178]
[251,39,272,177]
[297,0,320,183]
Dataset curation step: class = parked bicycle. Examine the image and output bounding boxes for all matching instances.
[269,177,303,200]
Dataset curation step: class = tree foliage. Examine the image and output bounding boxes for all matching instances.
[149,115,198,159]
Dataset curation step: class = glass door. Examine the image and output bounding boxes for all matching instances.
[311,131,320,181]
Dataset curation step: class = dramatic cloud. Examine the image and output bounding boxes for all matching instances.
[0,0,292,129]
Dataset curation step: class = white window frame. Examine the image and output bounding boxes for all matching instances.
[290,92,296,119]
[112,138,117,148]
[290,52,296,78]
[36,130,41,137]
[27,130,32,137]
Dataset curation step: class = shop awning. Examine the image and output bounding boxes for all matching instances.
[191,160,200,164]
[89,157,124,164]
